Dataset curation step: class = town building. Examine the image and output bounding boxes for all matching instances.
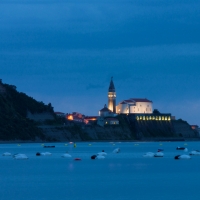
[116,98,153,114]
[105,118,119,125]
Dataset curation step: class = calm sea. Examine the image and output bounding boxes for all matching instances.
[0,141,200,200]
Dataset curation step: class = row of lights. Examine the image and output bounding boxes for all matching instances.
[136,116,171,121]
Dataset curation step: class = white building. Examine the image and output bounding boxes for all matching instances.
[116,98,153,114]
[99,104,114,117]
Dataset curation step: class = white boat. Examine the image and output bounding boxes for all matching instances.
[2,152,12,156]
[113,148,120,153]
[96,155,105,159]
[174,155,191,159]
[41,152,52,156]
[189,150,200,155]
[154,152,164,157]
[143,152,155,157]
[13,154,28,160]
[61,153,72,158]
[97,152,107,156]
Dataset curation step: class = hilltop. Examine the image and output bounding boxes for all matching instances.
[0,80,55,141]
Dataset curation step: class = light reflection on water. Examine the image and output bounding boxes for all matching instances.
[0,141,200,200]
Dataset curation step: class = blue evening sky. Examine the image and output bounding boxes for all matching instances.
[0,0,200,125]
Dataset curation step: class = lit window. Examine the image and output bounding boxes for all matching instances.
[156,116,158,120]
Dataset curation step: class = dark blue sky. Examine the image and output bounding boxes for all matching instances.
[1,0,200,125]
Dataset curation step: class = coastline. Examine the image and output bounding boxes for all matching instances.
[0,137,199,144]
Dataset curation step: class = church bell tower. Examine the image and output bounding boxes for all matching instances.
[108,77,116,113]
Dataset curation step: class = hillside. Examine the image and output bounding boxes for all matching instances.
[0,79,198,142]
[0,80,55,141]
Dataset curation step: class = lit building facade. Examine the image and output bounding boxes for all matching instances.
[116,98,153,114]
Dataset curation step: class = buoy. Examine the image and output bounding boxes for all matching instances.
[74,158,81,161]
[74,143,77,148]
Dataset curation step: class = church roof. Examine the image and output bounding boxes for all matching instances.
[108,77,115,92]
[130,98,152,103]
[100,104,112,112]
[119,98,152,104]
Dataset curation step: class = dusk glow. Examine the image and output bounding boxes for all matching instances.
[0,0,200,125]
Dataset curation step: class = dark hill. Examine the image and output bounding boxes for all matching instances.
[0,80,55,141]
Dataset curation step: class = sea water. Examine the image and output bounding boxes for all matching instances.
[0,141,200,200]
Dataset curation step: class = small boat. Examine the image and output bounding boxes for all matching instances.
[154,152,164,157]
[13,154,28,160]
[113,148,120,153]
[97,151,107,156]
[174,155,191,159]
[40,152,52,156]
[189,150,200,155]
[176,147,186,150]
[61,153,72,158]
[44,146,55,148]
[2,152,12,156]
[96,155,105,159]
[143,152,155,157]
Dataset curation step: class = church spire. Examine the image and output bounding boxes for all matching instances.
[108,77,115,92]
[108,77,116,113]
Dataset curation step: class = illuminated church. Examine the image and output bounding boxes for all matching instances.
[99,77,153,115]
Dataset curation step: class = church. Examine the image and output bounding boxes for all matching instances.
[99,77,153,115]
